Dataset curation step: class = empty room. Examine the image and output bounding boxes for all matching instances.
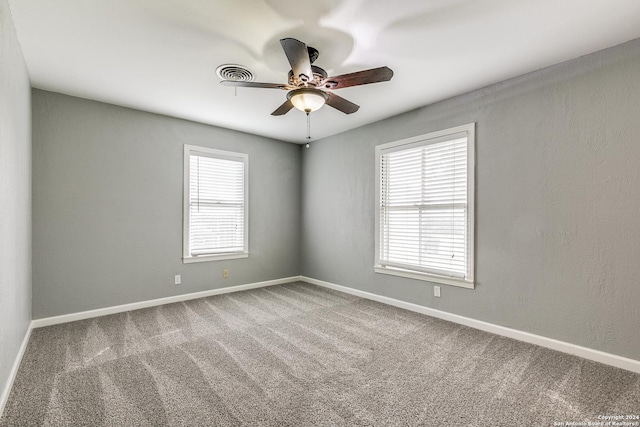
[1,0,640,425]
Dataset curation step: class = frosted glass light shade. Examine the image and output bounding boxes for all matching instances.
[288,88,328,113]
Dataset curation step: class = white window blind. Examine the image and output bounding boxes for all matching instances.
[376,124,474,287]
[183,146,248,262]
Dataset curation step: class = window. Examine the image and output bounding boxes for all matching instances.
[183,145,248,263]
[375,123,475,288]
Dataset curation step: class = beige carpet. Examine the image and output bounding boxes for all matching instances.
[1,281,639,426]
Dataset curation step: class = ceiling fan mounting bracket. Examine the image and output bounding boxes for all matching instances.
[307,46,319,64]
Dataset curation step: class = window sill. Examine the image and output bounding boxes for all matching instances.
[374,266,474,289]
[183,252,248,264]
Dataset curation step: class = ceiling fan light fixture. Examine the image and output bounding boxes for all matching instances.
[287,88,329,113]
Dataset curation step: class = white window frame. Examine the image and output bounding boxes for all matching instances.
[374,123,475,289]
[183,145,248,263]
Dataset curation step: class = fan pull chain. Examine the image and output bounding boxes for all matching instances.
[306,112,311,148]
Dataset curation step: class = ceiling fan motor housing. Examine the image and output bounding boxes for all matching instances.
[288,65,328,88]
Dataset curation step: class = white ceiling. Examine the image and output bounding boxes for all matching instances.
[8,0,640,144]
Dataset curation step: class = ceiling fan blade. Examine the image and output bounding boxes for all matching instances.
[322,66,394,89]
[280,38,313,83]
[271,99,294,116]
[221,80,291,90]
[326,92,360,114]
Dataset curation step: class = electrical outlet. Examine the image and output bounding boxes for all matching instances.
[434,286,441,298]
[174,274,181,285]
[223,269,229,278]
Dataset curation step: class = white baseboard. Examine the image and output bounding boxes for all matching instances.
[32,276,302,328]
[26,274,640,374]
[0,324,32,419]
[301,276,640,374]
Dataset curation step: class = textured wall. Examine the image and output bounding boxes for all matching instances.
[301,39,640,360]
[32,91,301,318]
[0,0,32,409]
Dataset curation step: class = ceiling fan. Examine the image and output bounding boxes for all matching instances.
[220,38,394,116]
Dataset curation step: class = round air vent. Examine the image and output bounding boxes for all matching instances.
[216,64,254,82]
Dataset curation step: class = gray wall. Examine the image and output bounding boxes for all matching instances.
[301,39,640,361]
[0,0,32,405]
[32,90,301,318]
[24,33,640,362]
